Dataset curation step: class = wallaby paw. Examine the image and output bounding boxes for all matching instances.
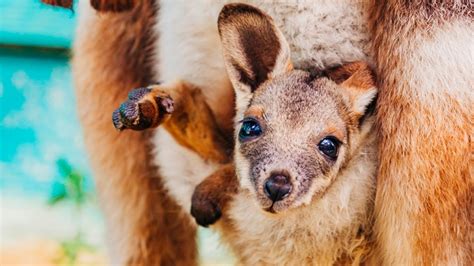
[191,189,222,227]
[112,87,174,131]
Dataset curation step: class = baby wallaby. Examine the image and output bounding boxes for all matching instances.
[112,3,378,264]
[191,4,378,265]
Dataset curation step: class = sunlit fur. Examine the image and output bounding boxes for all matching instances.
[370,1,473,264]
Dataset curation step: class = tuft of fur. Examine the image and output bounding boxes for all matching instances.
[89,0,137,12]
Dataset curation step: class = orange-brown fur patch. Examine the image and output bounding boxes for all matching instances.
[327,61,375,91]
[71,0,197,265]
[90,0,138,12]
[161,82,233,164]
[191,164,238,225]
[244,105,265,119]
[370,0,473,264]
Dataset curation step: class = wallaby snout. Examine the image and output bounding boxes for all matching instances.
[264,173,292,203]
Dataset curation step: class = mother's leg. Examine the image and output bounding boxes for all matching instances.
[71,1,197,265]
[371,1,473,264]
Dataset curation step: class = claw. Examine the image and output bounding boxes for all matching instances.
[112,109,124,130]
[119,101,140,126]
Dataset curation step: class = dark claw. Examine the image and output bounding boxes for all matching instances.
[128,87,151,101]
[119,101,140,126]
[112,109,124,130]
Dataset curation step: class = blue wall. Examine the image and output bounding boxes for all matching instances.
[0,1,93,196]
[0,0,76,48]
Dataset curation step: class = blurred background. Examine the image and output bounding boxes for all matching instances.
[0,1,232,265]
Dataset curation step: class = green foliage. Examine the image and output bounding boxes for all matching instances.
[48,158,96,265]
[48,158,87,207]
[55,235,94,266]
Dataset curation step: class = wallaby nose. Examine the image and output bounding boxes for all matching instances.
[264,174,292,202]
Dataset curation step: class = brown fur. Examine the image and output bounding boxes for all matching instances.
[191,164,237,227]
[42,0,138,12]
[113,81,233,163]
[70,1,197,265]
[89,0,138,12]
[161,82,233,164]
[370,0,473,264]
[42,0,72,9]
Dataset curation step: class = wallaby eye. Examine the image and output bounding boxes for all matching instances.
[318,137,340,160]
[239,118,263,142]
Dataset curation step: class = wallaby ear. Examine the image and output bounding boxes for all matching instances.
[326,62,377,117]
[218,3,292,98]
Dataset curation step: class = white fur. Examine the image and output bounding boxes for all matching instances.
[152,128,220,212]
[353,87,377,114]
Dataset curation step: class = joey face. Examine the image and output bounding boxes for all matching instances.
[217,3,377,213]
[235,71,374,213]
